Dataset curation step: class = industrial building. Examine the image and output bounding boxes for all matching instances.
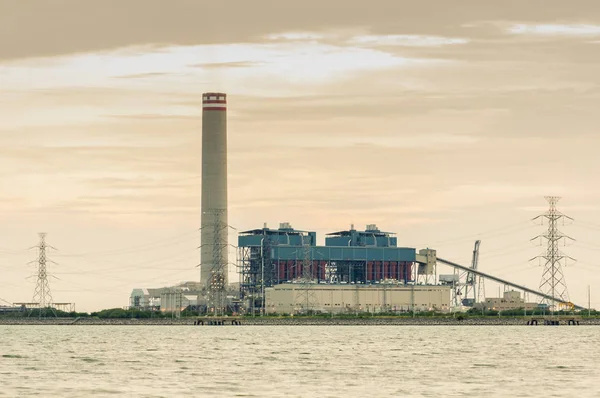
[129,281,243,313]
[266,283,450,314]
[129,281,203,312]
[474,290,540,312]
[129,281,241,314]
[238,222,449,314]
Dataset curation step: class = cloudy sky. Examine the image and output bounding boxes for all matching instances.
[1,0,600,312]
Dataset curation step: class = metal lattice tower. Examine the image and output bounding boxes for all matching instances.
[296,239,317,314]
[208,210,228,316]
[31,233,54,308]
[531,196,575,311]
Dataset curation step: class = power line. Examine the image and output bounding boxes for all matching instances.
[573,220,600,231]
[52,267,196,294]
[53,229,199,258]
[413,221,534,248]
[56,248,200,274]
[479,239,539,256]
[480,259,536,274]
[0,249,29,255]
[479,245,537,261]
[0,297,13,306]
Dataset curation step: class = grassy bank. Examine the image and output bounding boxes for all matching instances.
[1,307,599,326]
[1,307,599,320]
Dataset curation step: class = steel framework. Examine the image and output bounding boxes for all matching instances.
[294,241,318,314]
[207,210,228,316]
[30,233,54,308]
[530,196,575,311]
[452,240,484,307]
[237,247,418,314]
[437,257,585,310]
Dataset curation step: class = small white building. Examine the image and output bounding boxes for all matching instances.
[265,283,451,314]
[129,288,162,309]
[476,290,539,311]
[129,281,239,312]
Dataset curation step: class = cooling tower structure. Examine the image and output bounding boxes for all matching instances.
[201,93,228,293]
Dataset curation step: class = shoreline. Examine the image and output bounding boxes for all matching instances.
[1,316,599,326]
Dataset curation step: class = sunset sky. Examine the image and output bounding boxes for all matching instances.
[1,0,600,312]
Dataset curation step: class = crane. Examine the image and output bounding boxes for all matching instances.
[468,240,485,304]
[449,240,482,307]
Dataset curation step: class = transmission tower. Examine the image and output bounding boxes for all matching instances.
[530,196,575,312]
[208,210,228,316]
[30,233,56,311]
[296,238,317,314]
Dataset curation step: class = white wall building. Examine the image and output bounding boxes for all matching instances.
[476,290,539,311]
[129,281,240,312]
[265,283,451,314]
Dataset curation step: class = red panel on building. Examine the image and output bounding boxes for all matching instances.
[278,261,286,282]
[389,261,397,280]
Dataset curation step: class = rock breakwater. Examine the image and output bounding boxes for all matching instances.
[1,316,598,326]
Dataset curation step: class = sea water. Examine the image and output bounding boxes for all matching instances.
[1,325,598,397]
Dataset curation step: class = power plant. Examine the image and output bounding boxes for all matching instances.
[238,223,448,314]
[126,93,590,317]
[0,94,592,319]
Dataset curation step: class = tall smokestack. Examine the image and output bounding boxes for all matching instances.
[201,92,228,288]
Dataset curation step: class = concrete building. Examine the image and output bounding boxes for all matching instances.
[201,92,228,288]
[129,281,240,313]
[476,290,539,311]
[129,281,205,312]
[129,288,162,310]
[265,283,451,314]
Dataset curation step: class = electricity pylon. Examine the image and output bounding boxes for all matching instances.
[208,210,228,316]
[30,233,57,317]
[530,196,575,313]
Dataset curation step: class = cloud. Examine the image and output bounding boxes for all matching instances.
[508,23,600,36]
[105,113,199,120]
[6,0,600,62]
[265,32,326,41]
[1,42,449,108]
[113,72,171,79]
[349,34,468,47]
[188,61,264,69]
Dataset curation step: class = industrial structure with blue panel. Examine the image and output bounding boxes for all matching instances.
[237,223,436,311]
